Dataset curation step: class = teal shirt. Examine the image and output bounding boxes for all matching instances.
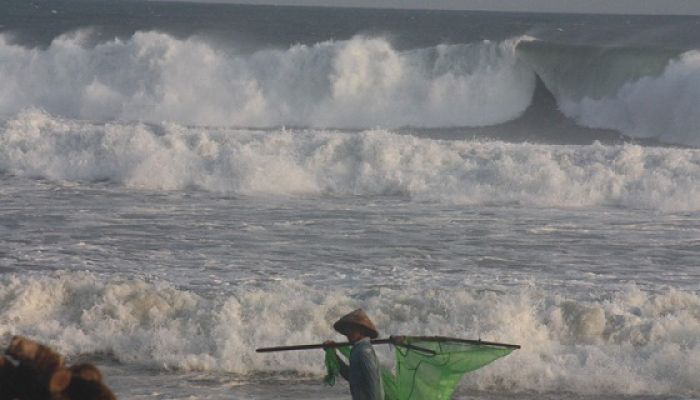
[348,338,384,400]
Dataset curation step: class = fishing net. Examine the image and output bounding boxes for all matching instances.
[325,337,515,400]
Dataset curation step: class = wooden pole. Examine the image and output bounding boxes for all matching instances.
[257,337,437,355]
[256,338,391,353]
[256,335,520,354]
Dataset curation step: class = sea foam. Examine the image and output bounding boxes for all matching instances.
[0,272,697,395]
[2,31,700,146]
[2,110,699,211]
[0,31,534,128]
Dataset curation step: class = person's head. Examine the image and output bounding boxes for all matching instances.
[343,324,372,343]
[333,309,379,343]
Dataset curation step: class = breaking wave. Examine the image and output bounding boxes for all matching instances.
[1,28,699,143]
[517,42,700,146]
[0,272,697,396]
[0,31,534,129]
[2,110,700,211]
[557,51,700,147]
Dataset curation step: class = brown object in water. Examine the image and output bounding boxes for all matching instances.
[63,378,117,400]
[0,356,18,400]
[49,368,73,393]
[69,364,103,382]
[7,336,64,373]
[5,336,69,400]
[3,337,117,400]
[12,364,50,400]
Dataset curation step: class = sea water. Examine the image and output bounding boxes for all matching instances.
[0,1,699,399]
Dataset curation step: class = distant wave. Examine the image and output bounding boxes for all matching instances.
[518,41,700,146]
[0,30,698,146]
[0,31,534,128]
[1,272,698,396]
[2,110,699,211]
[558,51,700,146]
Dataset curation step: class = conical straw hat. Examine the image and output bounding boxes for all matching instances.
[333,309,379,339]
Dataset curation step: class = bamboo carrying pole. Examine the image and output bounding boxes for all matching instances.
[257,337,437,355]
[256,338,393,352]
[256,335,520,354]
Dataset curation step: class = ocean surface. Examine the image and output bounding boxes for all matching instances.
[1,1,699,399]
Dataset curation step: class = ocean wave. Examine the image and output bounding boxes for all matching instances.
[0,272,697,395]
[517,42,700,146]
[558,51,700,147]
[0,31,534,128]
[2,110,700,211]
[2,30,699,146]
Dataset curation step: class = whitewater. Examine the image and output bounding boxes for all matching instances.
[1,1,699,399]
[2,30,700,146]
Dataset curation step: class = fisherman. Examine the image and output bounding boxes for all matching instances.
[324,309,384,400]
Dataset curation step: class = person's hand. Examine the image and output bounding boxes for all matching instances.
[322,340,336,350]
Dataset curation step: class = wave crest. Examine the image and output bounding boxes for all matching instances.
[3,30,699,146]
[0,31,535,128]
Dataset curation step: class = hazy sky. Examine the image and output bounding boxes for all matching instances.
[197,0,700,15]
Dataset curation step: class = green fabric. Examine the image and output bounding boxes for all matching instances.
[324,346,352,386]
[324,345,343,386]
[324,338,514,400]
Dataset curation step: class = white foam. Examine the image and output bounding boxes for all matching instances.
[0,32,534,128]
[3,31,700,146]
[0,272,697,395]
[2,110,700,211]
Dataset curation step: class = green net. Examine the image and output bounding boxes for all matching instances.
[324,344,345,386]
[325,338,515,400]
